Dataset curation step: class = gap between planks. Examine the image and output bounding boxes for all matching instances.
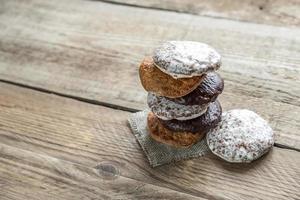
[92,0,300,27]
[0,79,299,153]
[0,79,139,113]
[92,0,252,23]
[91,0,260,25]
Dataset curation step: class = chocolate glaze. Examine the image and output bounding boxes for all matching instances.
[167,72,224,105]
[160,100,222,133]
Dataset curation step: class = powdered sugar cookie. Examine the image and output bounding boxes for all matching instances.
[207,109,274,163]
[153,41,221,78]
[147,92,209,120]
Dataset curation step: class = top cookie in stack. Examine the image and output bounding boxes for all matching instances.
[139,41,224,148]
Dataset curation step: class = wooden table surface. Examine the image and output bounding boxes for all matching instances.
[0,0,299,199]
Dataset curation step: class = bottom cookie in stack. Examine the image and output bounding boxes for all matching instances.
[147,101,222,147]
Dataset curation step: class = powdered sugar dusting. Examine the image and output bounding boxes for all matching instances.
[207,109,274,163]
[153,41,221,78]
[147,92,209,120]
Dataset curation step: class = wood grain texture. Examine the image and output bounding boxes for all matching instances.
[0,82,299,200]
[103,0,300,27]
[0,0,299,149]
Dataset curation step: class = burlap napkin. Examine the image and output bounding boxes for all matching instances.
[128,110,210,167]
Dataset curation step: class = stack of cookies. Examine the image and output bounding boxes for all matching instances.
[139,41,224,147]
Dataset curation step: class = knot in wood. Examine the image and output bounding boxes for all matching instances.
[95,161,119,180]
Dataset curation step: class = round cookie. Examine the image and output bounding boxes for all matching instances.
[139,57,204,98]
[160,100,222,133]
[147,92,209,120]
[147,112,205,147]
[170,72,224,105]
[153,41,221,78]
[207,109,274,163]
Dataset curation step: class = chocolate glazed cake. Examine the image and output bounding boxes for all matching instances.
[139,41,224,147]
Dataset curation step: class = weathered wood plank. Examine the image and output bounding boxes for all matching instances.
[0,0,299,149]
[0,82,299,200]
[104,0,300,27]
[0,143,202,200]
